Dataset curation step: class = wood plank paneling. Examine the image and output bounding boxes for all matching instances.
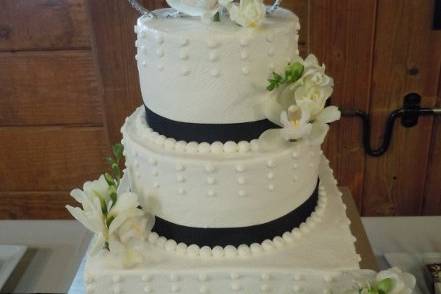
[363,0,441,215]
[309,0,377,209]
[0,0,91,51]
[0,127,108,191]
[87,0,148,143]
[0,192,75,219]
[0,51,103,126]
[423,65,441,214]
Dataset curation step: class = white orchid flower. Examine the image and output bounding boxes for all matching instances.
[280,105,313,141]
[222,0,266,28]
[66,176,109,254]
[375,267,416,294]
[294,83,333,118]
[166,0,220,18]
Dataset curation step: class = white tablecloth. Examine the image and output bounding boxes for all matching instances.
[1,217,440,293]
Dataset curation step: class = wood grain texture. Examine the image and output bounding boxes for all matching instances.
[0,127,108,191]
[0,51,103,126]
[309,0,377,209]
[0,191,75,219]
[363,0,441,215]
[0,0,91,51]
[87,0,149,143]
[422,63,441,215]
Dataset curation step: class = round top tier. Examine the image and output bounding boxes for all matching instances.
[135,8,300,124]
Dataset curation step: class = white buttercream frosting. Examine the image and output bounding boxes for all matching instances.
[121,107,321,228]
[135,8,299,124]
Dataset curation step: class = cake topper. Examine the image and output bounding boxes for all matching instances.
[128,0,283,24]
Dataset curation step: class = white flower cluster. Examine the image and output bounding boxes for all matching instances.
[165,0,267,27]
[66,173,154,268]
[220,0,266,27]
[260,54,341,148]
[345,267,416,294]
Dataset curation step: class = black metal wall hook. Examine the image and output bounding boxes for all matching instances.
[340,93,441,157]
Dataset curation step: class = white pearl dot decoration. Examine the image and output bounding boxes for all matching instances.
[135,54,140,61]
[153,182,160,188]
[240,38,249,47]
[210,141,223,154]
[207,39,219,49]
[207,177,215,185]
[268,184,275,191]
[238,141,250,153]
[176,163,185,171]
[179,50,189,60]
[209,51,219,62]
[181,67,190,76]
[156,48,164,57]
[238,190,247,197]
[267,160,275,168]
[267,172,274,179]
[224,141,238,153]
[210,69,220,77]
[112,275,121,283]
[231,283,241,291]
[240,51,248,60]
[143,285,152,293]
[170,273,179,282]
[142,61,147,67]
[230,273,240,280]
[198,273,208,282]
[179,37,189,47]
[261,284,271,292]
[235,165,245,172]
[171,284,180,292]
[205,164,215,173]
[269,63,275,70]
[156,34,164,44]
[178,188,186,195]
[177,175,185,183]
[207,190,215,197]
[268,48,275,57]
[198,142,211,153]
[199,286,208,293]
[266,33,275,42]
[237,177,245,185]
[242,66,249,75]
[292,285,303,293]
[157,64,164,71]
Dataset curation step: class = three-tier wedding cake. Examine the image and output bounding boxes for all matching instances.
[67,1,416,293]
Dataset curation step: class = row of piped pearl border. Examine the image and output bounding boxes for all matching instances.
[145,184,328,259]
[124,107,283,155]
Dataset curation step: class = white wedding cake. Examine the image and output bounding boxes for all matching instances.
[67,1,416,293]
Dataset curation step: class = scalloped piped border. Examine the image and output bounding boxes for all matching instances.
[145,183,330,259]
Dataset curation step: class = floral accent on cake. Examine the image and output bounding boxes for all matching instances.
[344,268,416,294]
[166,0,220,19]
[164,0,267,27]
[220,0,266,27]
[66,144,154,268]
[260,54,341,148]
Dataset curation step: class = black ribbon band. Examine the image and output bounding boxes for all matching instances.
[145,105,279,143]
[152,182,319,247]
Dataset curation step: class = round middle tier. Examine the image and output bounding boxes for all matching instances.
[122,107,321,232]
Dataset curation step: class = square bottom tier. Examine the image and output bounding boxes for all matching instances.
[84,157,370,294]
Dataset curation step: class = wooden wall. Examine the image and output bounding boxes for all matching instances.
[0,0,440,218]
[0,0,110,218]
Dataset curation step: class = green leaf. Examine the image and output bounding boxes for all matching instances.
[112,144,124,162]
[109,185,117,209]
[106,214,115,228]
[286,62,304,83]
[111,163,121,181]
[213,11,220,22]
[104,173,115,186]
[377,278,393,293]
